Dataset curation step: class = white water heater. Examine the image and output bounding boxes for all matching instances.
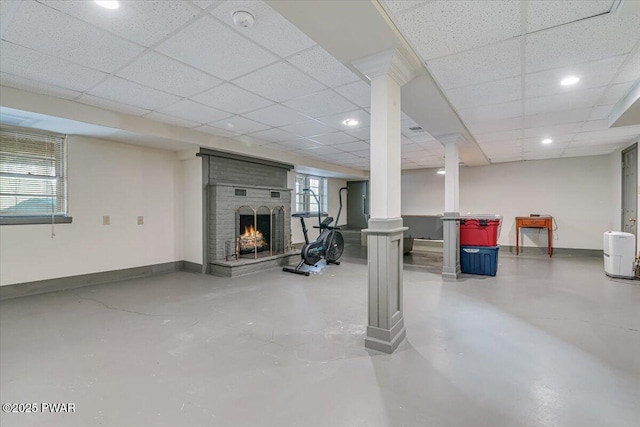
[603,231,635,279]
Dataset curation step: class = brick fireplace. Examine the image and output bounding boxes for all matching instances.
[200,149,297,276]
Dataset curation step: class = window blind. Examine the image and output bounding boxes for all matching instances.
[0,125,67,217]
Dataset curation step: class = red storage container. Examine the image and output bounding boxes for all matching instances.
[460,218,500,246]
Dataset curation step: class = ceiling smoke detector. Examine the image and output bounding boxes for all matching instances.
[232,10,255,28]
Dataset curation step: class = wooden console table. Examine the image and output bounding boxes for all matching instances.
[515,216,553,257]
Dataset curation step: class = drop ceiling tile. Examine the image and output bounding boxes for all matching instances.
[524,108,591,128]
[569,136,632,147]
[475,129,523,144]
[210,0,316,57]
[280,120,337,137]
[242,104,310,127]
[394,0,520,60]
[144,111,201,128]
[588,105,613,121]
[0,41,107,92]
[191,1,218,9]
[192,83,273,114]
[345,126,371,140]
[459,101,522,124]
[76,94,150,116]
[233,62,326,102]
[525,56,626,98]
[118,52,221,97]
[613,50,640,84]
[283,90,357,118]
[308,132,358,146]
[0,72,81,100]
[408,133,439,145]
[334,81,370,108]
[599,82,634,105]
[194,124,237,138]
[523,123,582,138]
[526,0,613,33]
[563,146,620,156]
[523,135,573,147]
[41,0,201,47]
[401,143,425,153]
[322,151,359,161]
[428,38,522,89]
[339,141,371,152]
[351,149,371,158]
[246,128,297,143]
[574,126,640,141]
[157,15,276,80]
[287,46,359,87]
[275,138,322,150]
[262,142,289,152]
[156,99,232,123]
[525,86,606,116]
[3,1,144,73]
[467,116,523,134]
[525,13,640,73]
[445,77,522,110]
[209,116,271,134]
[88,77,180,110]
[523,151,565,161]
[382,1,426,14]
[483,147,520,155]
[232,135,269,147]
[580,119,609,133]
[301,145,343,156]
[316,109,370,131]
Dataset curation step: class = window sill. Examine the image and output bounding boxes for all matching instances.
[0,216,73,225]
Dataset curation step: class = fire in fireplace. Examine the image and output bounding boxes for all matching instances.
[239,224,268,253]
[238,214,271,254]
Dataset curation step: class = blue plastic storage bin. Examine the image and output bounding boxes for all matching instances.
[460,245,499,276]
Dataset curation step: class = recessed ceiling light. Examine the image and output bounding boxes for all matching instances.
[343,119,359,126]
[560,76,580,86]
[541,138,553,144]
[437,168,446,175]
[95,0,119,9]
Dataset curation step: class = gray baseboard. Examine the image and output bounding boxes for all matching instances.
[500,245,603,257]
[0,261,204,301]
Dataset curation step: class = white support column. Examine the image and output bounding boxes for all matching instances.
[441,137,462,280]
[353,50,417,354]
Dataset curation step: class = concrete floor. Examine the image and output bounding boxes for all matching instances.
[1,249,639,426]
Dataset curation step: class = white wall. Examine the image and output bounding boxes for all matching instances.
[402,155,613,250]
[288,171,348,244]
[179,156,203,265]
[0,136,186,286]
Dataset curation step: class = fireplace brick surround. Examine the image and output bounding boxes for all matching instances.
[200,149,296,276]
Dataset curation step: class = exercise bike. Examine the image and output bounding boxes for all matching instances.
[283,187,347,276]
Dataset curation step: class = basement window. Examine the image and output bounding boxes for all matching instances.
[295,174,327,214]
[0,125,72,225]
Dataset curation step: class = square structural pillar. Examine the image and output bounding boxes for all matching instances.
[354,49,419,354]
[442,213,461,280]
[363,218,407,353]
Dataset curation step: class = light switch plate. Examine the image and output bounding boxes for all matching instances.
[137,216,144,225]
[103,215,110,225]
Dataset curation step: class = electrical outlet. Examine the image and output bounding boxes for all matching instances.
[103,215,110,225]
[137,216,144,225]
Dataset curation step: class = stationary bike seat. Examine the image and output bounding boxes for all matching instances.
[313,217,334,229]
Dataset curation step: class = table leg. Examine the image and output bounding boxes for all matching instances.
[548,226,552,257]
[516,225,519,255]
